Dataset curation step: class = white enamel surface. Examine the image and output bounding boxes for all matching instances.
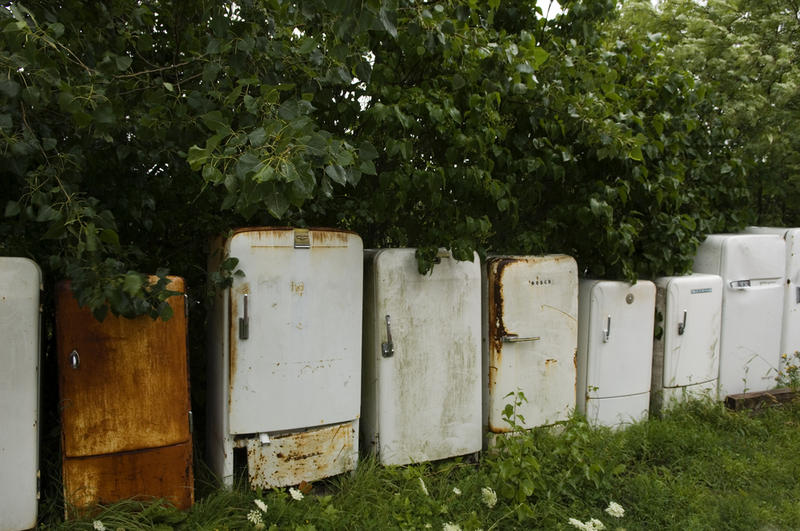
[227,229,363,434]
[577,280,655,427]
[744,227,800,364]
[657,274,722,388]
[693,234,785,396]
[362,249,482,466]
[584,392,650,427]
[0,257,41,530]
[661,379,718,406]
[484,255,578,431]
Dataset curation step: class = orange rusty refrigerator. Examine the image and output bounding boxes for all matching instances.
[56,277,193,514]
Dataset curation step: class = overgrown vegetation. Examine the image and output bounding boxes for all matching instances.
[39,399,800,530]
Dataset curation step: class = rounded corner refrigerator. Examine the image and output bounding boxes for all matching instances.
[207,227,363,488]
[56,275,193,514]
[482,255,578,439]
[577,279,656,427]
[1,257,42,531]
[743,226,800,371]
[361,248,482,466]
[692,233,785,397]
[650,273,722,414]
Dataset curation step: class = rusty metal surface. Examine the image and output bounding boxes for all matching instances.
[56,277,191,457]
[62,441,193,515]
[485,255,578,433]
[246,421,358,488]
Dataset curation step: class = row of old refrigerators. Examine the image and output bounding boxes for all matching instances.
[2,226,799,528]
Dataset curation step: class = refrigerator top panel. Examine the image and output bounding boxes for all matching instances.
[744,226,800,281]
[370,248,482,465]
[655,274,722,387]
[581,280,656,399]
[0,257,41,530]
[485,255,578,430]
[227,228,363,434]
[692,234,785,282]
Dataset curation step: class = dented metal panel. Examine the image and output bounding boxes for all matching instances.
[577,280,655,427]
[56,276,193,511]
[362,249,482,466]
[245,421,358,488]
[0,257,41,531]
[692,234,785,396]
[483,255,578,433]
[207,227,362,487]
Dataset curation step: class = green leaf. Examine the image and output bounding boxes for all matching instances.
[325,164,347,185]
[115,54,133,71]
[4,201,20,217]
[122,273,143,296]
[628,146,644,161]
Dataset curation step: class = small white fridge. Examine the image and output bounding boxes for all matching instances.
[362,249,482,466]
[651,274,722,413]
[692,233,785,396]
[744,227,800,370]
[577,280,656,427]
[482,255,578,436]
[207,228,363,488]
[0,257,41,530]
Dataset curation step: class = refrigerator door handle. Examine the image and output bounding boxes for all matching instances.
[603,315,611,343]
[238,294,249,340]
[796,286,800,304]
[500,333,541,343]
[381,314,394,358]
[678,309,688,335]
[69,349,80,370]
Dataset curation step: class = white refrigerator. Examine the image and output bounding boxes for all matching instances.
[0,257,41,530]
[651,274,722,413]
[362,249,482,466]
[207,228,363,488]
[577,280,656,427]
[692,234,785,396]
[482,255,578,436]
[744,227,800,370]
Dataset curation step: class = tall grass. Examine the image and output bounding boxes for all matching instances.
[39,398,800,530]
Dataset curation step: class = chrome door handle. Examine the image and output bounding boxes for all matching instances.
[501,334,541,343]
[678,309,688,335]
[238,294,249,340]
[603,315,611,343]
[381,315,394,358]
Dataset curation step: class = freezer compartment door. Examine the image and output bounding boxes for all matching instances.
[56,278,191,458]
[584,281,655,399]
[0,257,41,530]
[661,274,722,388]
[584,392,650,428]
[485,255,578,431]
[368,249,482,466]
[228,229,363,434]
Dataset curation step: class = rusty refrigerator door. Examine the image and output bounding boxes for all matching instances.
[650,274,722,414]
[483,255,578,436]
[362,249,482,466]
[207,228,363,488]
[56,277,193,513]
[577,280,656,427]
[0,258,41,530]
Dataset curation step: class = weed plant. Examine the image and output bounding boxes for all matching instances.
[38,397,800,530]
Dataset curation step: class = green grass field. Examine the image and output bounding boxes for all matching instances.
[39,398,800,530]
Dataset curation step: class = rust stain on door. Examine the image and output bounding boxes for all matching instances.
[246,421,357,488]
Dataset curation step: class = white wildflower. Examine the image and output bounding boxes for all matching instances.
[424,524,432,529]
[254,498,268,513]
[452,487,462,496]
[442,523,462,531]
[93,521,106,531]
[588,518,605,530]
[419,477,429,496]
[568,518,589,531]
[480,486,497,508]
[289,487,304,501]
[247,509,264,526]
[605,501,625,518]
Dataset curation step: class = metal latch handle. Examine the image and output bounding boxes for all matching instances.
[239,294,249,340]
[796,286,800,304]
[381,314,394,357]
[69,349,80,370]
[501,334,541,343]
[603,315,611,343]
[678,309,687,335]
